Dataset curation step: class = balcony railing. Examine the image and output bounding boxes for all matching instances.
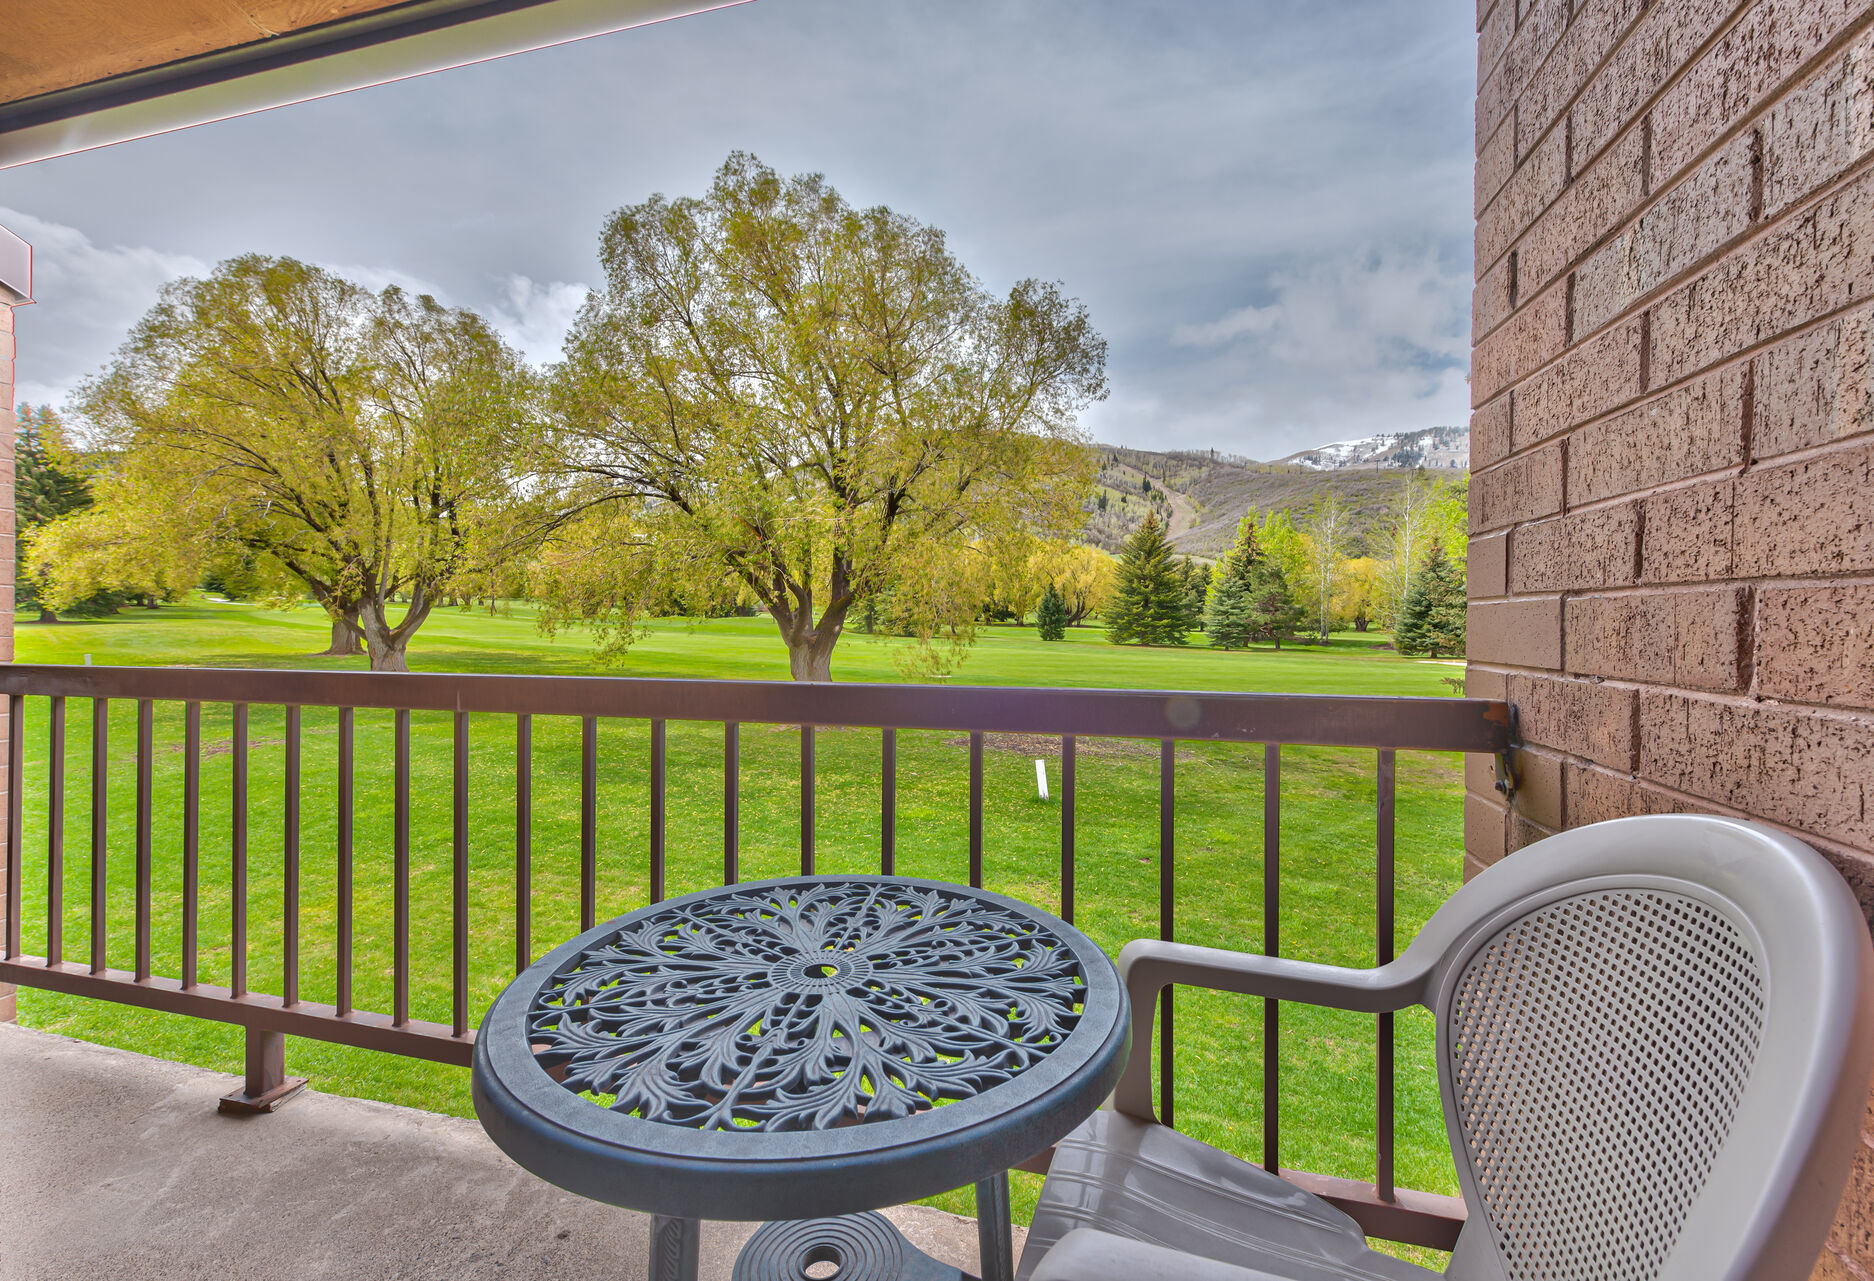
[0,664,1512,1249]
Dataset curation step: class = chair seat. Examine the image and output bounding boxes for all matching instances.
[1017,1112,1436,1281]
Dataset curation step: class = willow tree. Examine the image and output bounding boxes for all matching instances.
[534,153,1104,680]
[75,255,531,670]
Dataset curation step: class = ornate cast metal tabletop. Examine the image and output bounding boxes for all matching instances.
[473,876,1128,1281]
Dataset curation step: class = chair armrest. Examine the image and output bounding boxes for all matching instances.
[1029,1228,1301,1281]
[1112,939,1430,1122]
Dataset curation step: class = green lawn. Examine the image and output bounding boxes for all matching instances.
[9,598,1468,1247]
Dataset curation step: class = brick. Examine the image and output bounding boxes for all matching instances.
[1640,690,1874,846]
[1570,0,1741,169]
[1471,443,1565,532]
[1564,761,1708,824]
[1468,596,1562,667]
[1466,790,1510,869]
[1573,130,1756,337]
[1754,304,1874,459]
[1468,530,1510,597]
[1564,587,1749,689]
[1756,583,1874,706]
[1472,393,1514,468]
[1813,1243,1871,1281]
[1511,745,1565,828]
[1465,663,1510,701]
[1569,363,1749,503]
[1477,121,1568,273]
[1509,811,1558,852]
[1515,125,1649,301]
[1511,0,1650,165]
[1652,165,1874,387]
[1641,476,1736,583]
[1476,0,1573,149]
[1829,1136,1874,1272]
[1474,252,1515,341]
[1509,505,1642,592]
[1508,672,1638,768]
[1511,318,1646,450]
[1734,440,1874,576]
[1474,277,1569,403]
[1476,109,1517,218]
[0,988,14,1025]
[1651,0,1868,183]
[1761,25,1874,221]
[1478,0,1516,92]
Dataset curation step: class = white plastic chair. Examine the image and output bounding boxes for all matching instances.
[1019,815,1874,1281]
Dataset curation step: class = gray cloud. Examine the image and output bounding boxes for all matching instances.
[0,0,1475,459]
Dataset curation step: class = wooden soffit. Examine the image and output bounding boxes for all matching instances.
[0,0,748,168]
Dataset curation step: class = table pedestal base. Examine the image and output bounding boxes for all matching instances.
[732,1212,964,1281]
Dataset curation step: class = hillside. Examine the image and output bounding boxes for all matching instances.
[1087,445,1464,560]
[1276,425,1469,471]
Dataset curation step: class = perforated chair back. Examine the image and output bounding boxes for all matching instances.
[1415,817,1873,1281]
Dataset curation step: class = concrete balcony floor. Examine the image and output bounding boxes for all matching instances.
[0,1023,1016,1279]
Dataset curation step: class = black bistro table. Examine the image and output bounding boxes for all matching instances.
[473,876,1128,1281]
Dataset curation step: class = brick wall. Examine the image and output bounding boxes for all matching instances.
[0,297,14,1024]
[1466,0,1874,1274]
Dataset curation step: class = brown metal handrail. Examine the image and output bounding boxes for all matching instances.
[0,664,1508,1247]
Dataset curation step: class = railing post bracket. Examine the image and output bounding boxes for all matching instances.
[218,1027,307,1115]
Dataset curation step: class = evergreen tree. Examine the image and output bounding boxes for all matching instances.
[1203,572,1256,649]
[1206,514,1289,650]
[16,405,94,622]
[1243,558,1307,650]
[1036,583,1068,641]
[1179,559,1211,633]
[1105,512,1188,645]
[1395,543,1467,658]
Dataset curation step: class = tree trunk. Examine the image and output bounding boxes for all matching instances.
[319,605,364,657]
[357,590,433,672]
[787,633,836,681]
[36,608,57,624]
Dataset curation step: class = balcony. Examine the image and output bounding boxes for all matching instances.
[0,664,1509,1272]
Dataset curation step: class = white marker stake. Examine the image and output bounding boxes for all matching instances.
[84,654,93,666]
[1035,758,1050,800]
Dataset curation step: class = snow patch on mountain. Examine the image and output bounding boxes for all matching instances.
[1278,426,1468,471]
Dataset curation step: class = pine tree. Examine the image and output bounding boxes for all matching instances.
[1203,572,1256,649]
[1105,512,1188,645]
[1243,558,1307,650]
[1179,559,1211,633]
[16,405,94,622]
[1037,583,1068,641]
[1395,543,1467,658]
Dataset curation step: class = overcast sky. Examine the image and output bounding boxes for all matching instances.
[0,0,1476,460]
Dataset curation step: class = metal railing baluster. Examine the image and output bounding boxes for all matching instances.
[89,698,107,974]
[1061,735,1075,925]
[649,718,665,904]
[135,702,153,981]
[800,725,815,876]
[336,706,354,1015]
[1263,742,1281,1173]
[880,728,896,875]
[5,689,21,958]
[969,730,984,889]
[394,708,410,1026]
[6,695,23,961]
[723,723,739,884]
[231,704,248,996]
[47,695,64,967]
[1376,748,1397,1202]
[581,715,597,931]
[1159,738,1175,1129]
[516,713,532,971]
[182,701,198,988]
[135,701,153,982]
[283,706,300,1005]
[453,711,469,1038]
